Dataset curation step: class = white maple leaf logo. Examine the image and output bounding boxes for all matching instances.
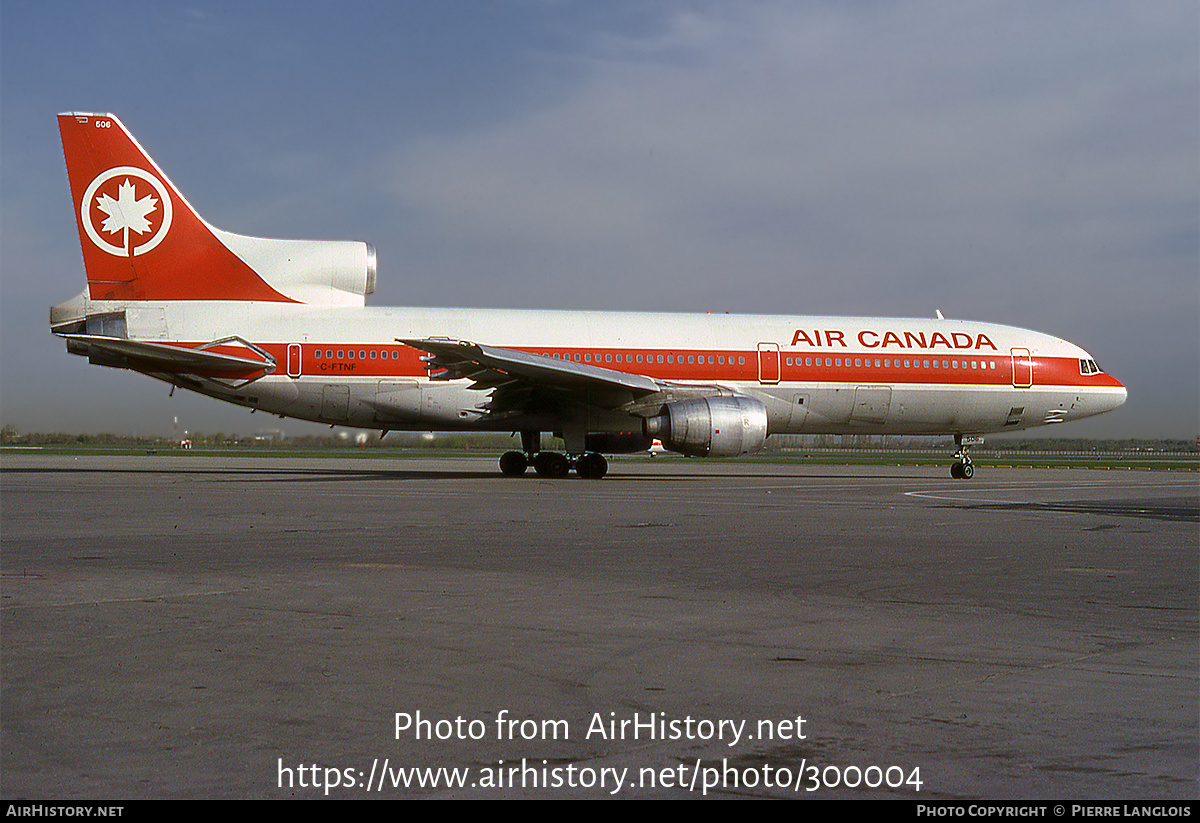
[81,167,174,257]
[95,179,158,254]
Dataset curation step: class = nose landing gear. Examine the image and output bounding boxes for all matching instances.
[950,434,983,480]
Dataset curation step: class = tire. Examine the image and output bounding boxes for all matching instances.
[575,452,608,479]
[499,451,527,476]
[534,452,570,478]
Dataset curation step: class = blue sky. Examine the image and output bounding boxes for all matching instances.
[2,1,1196,438]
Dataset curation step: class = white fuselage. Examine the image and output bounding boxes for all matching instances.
[122,300,1127,438]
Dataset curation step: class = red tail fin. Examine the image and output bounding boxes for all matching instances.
[59,113,295,303]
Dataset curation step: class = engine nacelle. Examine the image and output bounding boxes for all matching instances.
[643,396,768,457]
[217,233,377,306]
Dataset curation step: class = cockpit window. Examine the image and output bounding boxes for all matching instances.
[1079,359,1103,375]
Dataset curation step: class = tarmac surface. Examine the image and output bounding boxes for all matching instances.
[2,453,1196,799]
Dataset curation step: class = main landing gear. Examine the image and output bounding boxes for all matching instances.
[498,450,608,479]
[949,434,983,480]
[498,431,608,479]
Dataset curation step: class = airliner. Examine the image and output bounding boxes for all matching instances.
[49,113,1127,479]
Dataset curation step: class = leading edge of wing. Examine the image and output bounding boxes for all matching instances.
[399,338,661,396]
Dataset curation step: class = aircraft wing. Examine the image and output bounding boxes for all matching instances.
[401,338,658,393]
[399,338,725,418]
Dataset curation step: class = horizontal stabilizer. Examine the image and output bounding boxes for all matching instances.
[60,334,276,375]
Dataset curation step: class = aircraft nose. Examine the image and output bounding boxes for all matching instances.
[1110,380,1128,411]
[1093,376,1127,416]
[1070,371,1126,421]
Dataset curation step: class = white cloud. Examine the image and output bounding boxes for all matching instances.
[384,1,1195,320]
